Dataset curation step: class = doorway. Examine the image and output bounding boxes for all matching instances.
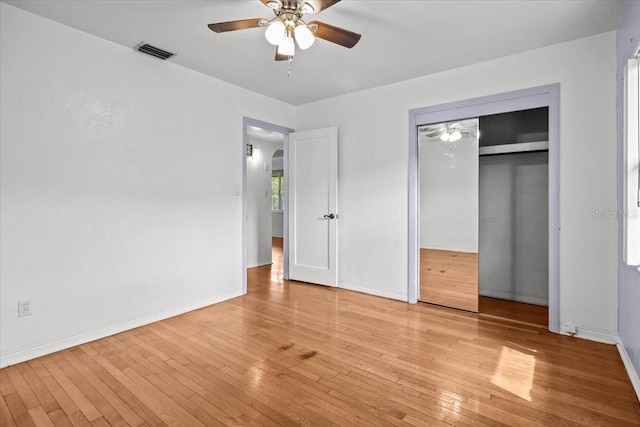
[417,112,550,327]
[271,148,285,283]
[242,117,293,294]
[408,84,560,333]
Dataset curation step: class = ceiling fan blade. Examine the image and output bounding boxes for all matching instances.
[275,48,290,61]
[308,21,361,48]
[208,18,265,33]
[303,0,341,13]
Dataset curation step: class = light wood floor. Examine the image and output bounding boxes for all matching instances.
[2,243,639,426]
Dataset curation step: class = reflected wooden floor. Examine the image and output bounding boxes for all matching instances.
[2,245,639,426]
[419,249,479,312]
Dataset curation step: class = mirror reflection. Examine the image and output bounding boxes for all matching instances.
[418,118,480,312]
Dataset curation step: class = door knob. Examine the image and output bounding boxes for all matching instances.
[323,213,335,219]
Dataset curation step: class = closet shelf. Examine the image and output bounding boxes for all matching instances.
[479,140,548,156]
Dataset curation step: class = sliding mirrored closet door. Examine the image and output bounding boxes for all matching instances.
[418,119,479,312]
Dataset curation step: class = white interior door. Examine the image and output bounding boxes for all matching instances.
[288,127,338,286]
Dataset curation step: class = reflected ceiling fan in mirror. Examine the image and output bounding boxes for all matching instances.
[208,0,361,62]
[419,122,476,154]
[420,123,473,143]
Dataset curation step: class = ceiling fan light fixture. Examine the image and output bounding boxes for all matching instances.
[265,20,286,45]
[440,133,450,142]
[450,130,462,142]
[294,23,315,49]
[265,0,282,10]
[278,35,295,56]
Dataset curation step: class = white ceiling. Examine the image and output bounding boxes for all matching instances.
[4,0,625,106]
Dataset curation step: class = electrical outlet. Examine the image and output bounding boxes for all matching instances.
[565,323,576,335]
[18,299,32,317]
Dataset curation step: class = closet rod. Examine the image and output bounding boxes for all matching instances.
[479,140,548,156]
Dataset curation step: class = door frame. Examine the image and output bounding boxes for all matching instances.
[242,117,294,294]
[408,84,560,333]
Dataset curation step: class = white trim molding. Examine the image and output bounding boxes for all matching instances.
[338,282,408,302]
[618,343,640,403]
[623,57,640,267]
[558,323,619,344]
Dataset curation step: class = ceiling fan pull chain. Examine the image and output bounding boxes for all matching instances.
[288,56,293,77]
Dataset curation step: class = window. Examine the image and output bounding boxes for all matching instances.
[623,55,640,267]
[272,171,284,211]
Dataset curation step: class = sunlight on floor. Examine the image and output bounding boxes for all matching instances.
[490,346,536,401]
[249,363,267,390]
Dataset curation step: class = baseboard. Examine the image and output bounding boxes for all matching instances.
[559,323,619,344]
[338,282,408,302]
[617,343,640,402]
[479,289,548,306]
[0,290,243,368]
[247,260,272,268]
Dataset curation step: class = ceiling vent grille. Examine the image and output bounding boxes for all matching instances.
[134,42,175,60]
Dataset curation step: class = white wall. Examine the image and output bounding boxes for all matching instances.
[272,212,284,238]
[272,156,284,171]
[296,31,619,335]
[246,136,281,267]
[0,3,295,366]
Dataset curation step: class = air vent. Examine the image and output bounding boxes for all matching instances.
[134,42,175,60]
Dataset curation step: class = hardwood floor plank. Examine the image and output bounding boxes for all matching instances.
[144,373,227,427]
[68,347,166,426]
[27,406,56,427]
[0,369,17,397]
[18,363,61,414]
[0,394,18,427]
[64,348,144,427]
[5,365,40,410]
[51,353,126,426]
[4,392,36,427]
[47,409,74,427]
[27,360,79,417]
[40,357,102,422]
[66,410,93,427]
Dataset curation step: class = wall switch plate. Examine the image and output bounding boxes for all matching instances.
[18,299,32,317]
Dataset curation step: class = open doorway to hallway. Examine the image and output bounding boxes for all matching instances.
[242,117,293,294]
[248,237,284,289]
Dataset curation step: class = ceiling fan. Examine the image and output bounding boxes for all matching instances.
[208,0,361,61]
[420,123,473,143]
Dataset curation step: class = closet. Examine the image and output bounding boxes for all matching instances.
[478,108,549,309]
[418,107,549,325]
